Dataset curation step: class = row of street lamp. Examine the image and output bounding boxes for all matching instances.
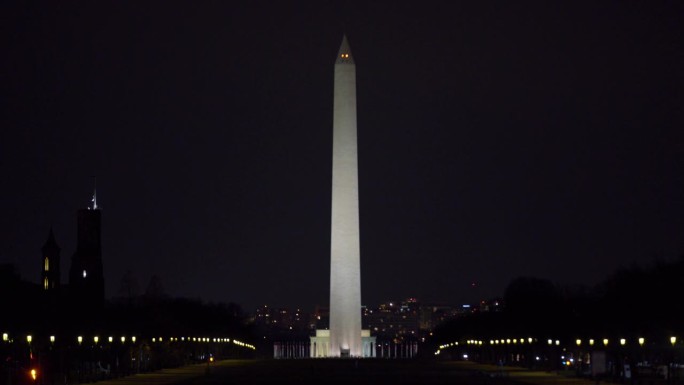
[572,337,676,347]
[438,336,679,353]
[2,333,137,345]
[2,332,255,350]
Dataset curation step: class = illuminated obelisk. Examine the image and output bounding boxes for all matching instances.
[329,35,362,357]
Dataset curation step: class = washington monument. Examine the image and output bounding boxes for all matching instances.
[310,35,374,358]
[329,35,362,357]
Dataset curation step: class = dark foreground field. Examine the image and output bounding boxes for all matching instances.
[96,359,604,385]
[182,359,505,385]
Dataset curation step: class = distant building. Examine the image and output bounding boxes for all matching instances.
[479,298,504,312]
[1,263,42,330]
[69,190,104,306]
[312,306,329,330]
[364,299,420,342]
[260,296,502,357]
[41,228,61,291]
[254,305,312,341]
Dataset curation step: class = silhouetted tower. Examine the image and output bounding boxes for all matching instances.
[69,189,104,305]
[41,228,61,290]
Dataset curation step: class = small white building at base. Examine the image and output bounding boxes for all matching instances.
[310,329,376,358]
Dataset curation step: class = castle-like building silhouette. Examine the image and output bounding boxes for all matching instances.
[39,188,105,307]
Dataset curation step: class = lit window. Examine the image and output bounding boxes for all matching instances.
[45,257,49,271]
[44,277,49,290]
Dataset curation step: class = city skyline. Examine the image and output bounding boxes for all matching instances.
[1,2,683,312]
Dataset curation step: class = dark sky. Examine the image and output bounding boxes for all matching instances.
[1,1,682,312]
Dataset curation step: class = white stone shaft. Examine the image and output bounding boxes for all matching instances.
[329,35,362,357]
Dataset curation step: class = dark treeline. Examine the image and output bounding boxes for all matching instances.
[433,256,684,343]
[104,297,248,339]
[1,265,257,384]
[0,264,251,340]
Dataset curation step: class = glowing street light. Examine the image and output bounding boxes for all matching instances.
[26,335,32,344]
[50,336,55,343]
[2,333,8,342]
[576,339,582,346]
[638,338,645,346]
[132,336,136,343]
[77,336,83,345]
[121,336,126,343]
[671,337,677,346]
[94,336,99,344]
[620,339,626,346]
[555,340,560,346]
[589,339,595,346]
[603,339,609,346]
[108,336,113,343]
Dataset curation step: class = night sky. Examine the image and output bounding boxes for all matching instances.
[1,1,682,312]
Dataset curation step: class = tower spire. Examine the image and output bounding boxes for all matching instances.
[91,176,98,210]
[43,227,59,250]
[336,35,354,65]
[42,227,61,290]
